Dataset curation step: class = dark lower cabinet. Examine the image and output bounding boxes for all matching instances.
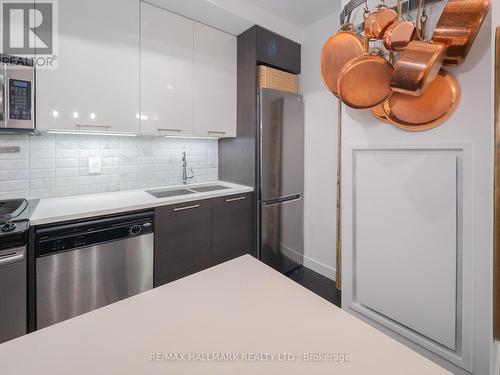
[154,193,255,287]
[154,199,211,287]
[211,193,255,265]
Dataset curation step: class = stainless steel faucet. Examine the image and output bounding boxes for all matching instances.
[182,150,194,185]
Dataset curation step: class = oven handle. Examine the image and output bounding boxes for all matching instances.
[0,248,25,268]
[0,70,4,122]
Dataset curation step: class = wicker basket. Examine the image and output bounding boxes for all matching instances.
[257,65,298,94]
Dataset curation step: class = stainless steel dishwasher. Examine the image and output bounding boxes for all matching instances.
[35,211,154,329]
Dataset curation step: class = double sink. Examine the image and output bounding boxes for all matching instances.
[146,184,230,199]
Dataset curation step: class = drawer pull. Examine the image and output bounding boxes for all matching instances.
[158,128,182,133]
[173,204,200,212]
[208,131,227,135]
[75,124,112,129]
[225,197,246,202]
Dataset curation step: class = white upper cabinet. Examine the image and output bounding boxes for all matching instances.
[140,3,194,136]
[193,23,237,138]
[36,0,140,133]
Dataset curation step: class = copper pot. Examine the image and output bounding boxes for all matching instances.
[383,19,416,51]
[320,26,364,97]
[365,7,399,39]
[383,0,416,51]
[391,40,447,96]
[383,70,461,131]
[432,0,491,66]
[338,53,394,109]
[339,15,394,109]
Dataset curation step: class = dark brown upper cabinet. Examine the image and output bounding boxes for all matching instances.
[255,26,301,75]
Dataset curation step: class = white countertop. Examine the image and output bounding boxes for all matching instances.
[30,181,253,226]
[0,256,449,375]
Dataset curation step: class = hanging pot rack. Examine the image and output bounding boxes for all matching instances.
[340,0,442,33]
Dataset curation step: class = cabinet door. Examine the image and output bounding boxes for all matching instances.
[154,200,210,286]
[193,23,237,138]
[140,3,194,136]
[212,193,255,265]
[36,0,139,133]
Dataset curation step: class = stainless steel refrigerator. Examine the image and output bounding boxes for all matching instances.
[258,88,304,274]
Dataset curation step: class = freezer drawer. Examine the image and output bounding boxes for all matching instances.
[0,247,26,343]
[260,195,303,274]
[36,234,153,329]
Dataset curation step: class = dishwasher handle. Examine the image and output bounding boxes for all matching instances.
[0,247,25,267]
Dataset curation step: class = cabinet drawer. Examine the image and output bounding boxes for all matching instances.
[211,193,255,265]
[154,200,211,286]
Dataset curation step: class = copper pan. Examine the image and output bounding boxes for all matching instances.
[383,0,416,51]
[365,6,399,39]
[383,70,461,131]
[371,103,391,123]
[383,20,416,51]
[391,40,447,96]
[338,33,394,109]
[320,25,364,97]
[432,0,491,66]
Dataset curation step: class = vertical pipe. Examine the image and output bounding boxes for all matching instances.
[494,27,500,339]
[336,99,343,291]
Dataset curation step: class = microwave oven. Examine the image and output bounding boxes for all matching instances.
[0,55,35,132]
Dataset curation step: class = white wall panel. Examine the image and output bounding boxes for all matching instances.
[354,150,458,350]
[344,144,473,372]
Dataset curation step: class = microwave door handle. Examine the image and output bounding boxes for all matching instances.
[0,71,4,122]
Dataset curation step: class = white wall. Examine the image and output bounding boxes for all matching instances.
[338,0,493,374]
[146,0,303,42]
[300,12,341,280]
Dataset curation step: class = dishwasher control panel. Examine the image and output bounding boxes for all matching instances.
[35,212,154,257]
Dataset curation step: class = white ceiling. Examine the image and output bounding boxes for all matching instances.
[242,0,342,28]
[147,0,342,42]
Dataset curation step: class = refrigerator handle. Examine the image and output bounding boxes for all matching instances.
[264,194,302,207]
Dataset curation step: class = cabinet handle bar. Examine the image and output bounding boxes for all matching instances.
[75,124,112,129]
[225,197,246,202]
[158,128,182,133]
[173,204,201,212]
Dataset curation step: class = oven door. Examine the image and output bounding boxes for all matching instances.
[3,64,35,130]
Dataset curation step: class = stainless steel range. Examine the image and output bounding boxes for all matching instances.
[0,199,31,344]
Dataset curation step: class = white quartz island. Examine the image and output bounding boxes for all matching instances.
[0,256,449,374]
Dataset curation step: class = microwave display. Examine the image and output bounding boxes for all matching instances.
[9,79,32,121]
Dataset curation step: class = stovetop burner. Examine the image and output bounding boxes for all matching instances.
[0,199,28,222]
[1,221,16,233]
[0,199,32,237]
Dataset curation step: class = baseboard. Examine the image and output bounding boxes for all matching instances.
[279,244,337,281]
[279,243,303,265]
[303,255,336,281]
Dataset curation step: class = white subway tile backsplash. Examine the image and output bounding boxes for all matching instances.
[0,180,29,191]
[0,160,29,170]
[0,170,29,181]
[0,133,219,199]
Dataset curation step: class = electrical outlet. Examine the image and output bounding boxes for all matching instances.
[88,157,102,174]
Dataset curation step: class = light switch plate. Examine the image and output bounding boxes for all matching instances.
[88,157,102,174]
